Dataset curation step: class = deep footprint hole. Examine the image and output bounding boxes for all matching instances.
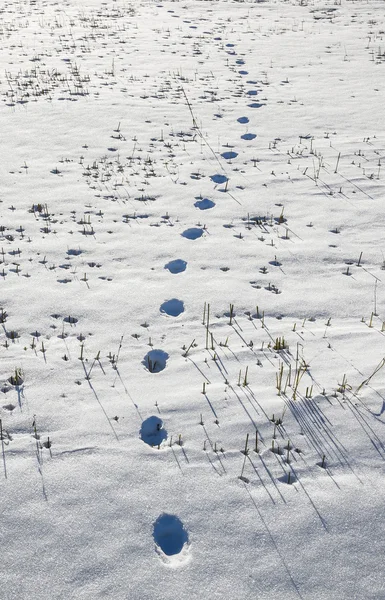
[194,198,215,210]
[160,298,184,317]
[181,227,204,240]
[143,349,169,373]
[164,259,187,274]
[210,174,228,184]
[140,416,167,447]
[153,514,189,556]
[221,151,238,160]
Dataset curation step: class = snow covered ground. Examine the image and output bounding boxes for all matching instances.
[1,0,385,597]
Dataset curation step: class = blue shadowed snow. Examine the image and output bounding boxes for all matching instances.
[181,227,204,240]
[140,416,167,446]
[160,298,184,317]
[194,198,216,210]
[153,514,189,556]
[143,349,169,373]
[221,151,238,160]
[210,174,228,184]
[164,259,187,274]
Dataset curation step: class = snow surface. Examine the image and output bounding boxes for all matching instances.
[1,0,385,598]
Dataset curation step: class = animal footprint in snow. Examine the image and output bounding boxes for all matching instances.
[160,299,184,317]
[210,174,228,185]
[194,198,215,210]
[181,227,204,240]
[143,349,169,373]
[153,514,190,565]
[164,259,187,274]
[241,133,256,141]
[221,151,238,160]
[140,416,167,448]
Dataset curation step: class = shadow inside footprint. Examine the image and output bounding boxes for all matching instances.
[221,151,238,160]
[181,227,204,240]
[210,174,228,184]
[164,259,187,274]
[153,514,189,556]
[241,133,256,140]
[140,416,167,447]
[143,349,169,373]
[194,198,215,210]
[160,299,184,317]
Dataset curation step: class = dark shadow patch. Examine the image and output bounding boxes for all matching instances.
[194,199,215,210]
[63,316,78,324]
[181,228,204,240]
[221,151,238,160]
[153,514,189,556]
[143,349,169,373]
[140,416,167,447]
[164,259,187,274]
[210,174,228,184]
[160,299,184,317]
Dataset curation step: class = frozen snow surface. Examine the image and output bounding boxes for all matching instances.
[1,0,385,597]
